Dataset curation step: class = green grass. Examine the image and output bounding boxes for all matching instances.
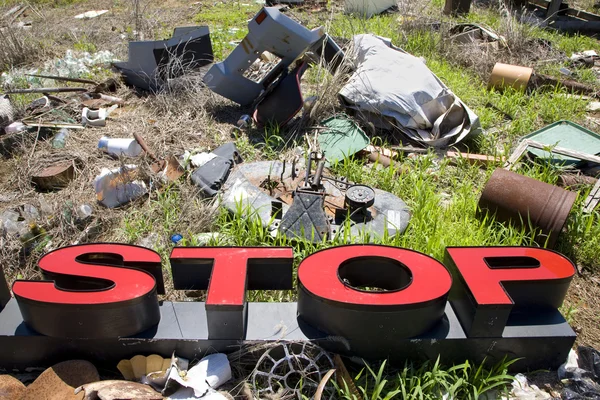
[114,2,600,398]
[193,1,261,60]
[335,357,516,399]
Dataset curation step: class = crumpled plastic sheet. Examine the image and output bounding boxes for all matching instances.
[339,34,480,148]
[1,50,115,85]
[560,346,600,400]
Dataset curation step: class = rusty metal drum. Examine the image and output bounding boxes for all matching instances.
[478,169,577,248]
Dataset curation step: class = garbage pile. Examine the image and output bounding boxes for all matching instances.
[0,5,599,249]
[0,343,347,399]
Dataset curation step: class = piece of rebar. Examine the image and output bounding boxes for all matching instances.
[25,74,98,85]
[6,87,88,94]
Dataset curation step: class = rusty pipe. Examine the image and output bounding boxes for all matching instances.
[478,169,577,248]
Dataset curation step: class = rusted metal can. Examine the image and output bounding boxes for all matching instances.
[478,169,577,248]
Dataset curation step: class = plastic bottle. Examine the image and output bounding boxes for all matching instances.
[98,137,143,157]
[52,128,70,148]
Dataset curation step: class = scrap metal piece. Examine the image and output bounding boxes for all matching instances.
[114,26,213,91]
[279,191,330,242]
[252,342,335,400]
[345,184,375,210]
[31,161,75,191]
[221,160,410,241]
[478,168,577,248]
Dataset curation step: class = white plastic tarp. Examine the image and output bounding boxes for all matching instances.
[339,34,480,148]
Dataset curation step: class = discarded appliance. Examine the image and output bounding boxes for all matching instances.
[94,166,147,208]
[317,115,370,165]
[203,7,344,107]
[344,0,397,18]
[478,168,577,248]
[221,154,410,242]
[488,63,533,91]
[114,26,213,92]
[339,34,480,148]
[191,142,242,197]
[99,137,143,157]
[31,161,75,191]
[522,120,600,166]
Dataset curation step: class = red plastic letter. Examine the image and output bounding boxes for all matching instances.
[12,244,161,338]
[170,247,293,339]
[297,245,452,346]
[444,246,576,337]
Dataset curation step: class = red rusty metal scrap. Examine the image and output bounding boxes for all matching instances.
[478,168,577,248]
[31,161,75,191]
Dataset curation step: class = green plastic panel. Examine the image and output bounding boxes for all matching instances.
[317,115,370,165]
[523,120,600,165]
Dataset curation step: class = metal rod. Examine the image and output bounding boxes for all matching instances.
[6,87,88,94]
[313,159,325,188]
[25,74,98,85]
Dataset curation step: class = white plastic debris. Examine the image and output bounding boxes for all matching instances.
[190,152,217,168]
[164,353,231,398]
[0,50,116,86]
[4,121,26,134]
[502,373,551,400]
[571,50,598,60]
[98,137,143,157]
[94,166,147,208]
[82,107,107,127]
[74,10,109,19]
